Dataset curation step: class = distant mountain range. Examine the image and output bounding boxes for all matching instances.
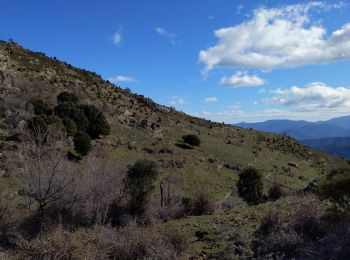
[234,116,350,159]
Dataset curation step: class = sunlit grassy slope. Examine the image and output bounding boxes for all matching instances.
[1,41,349,257]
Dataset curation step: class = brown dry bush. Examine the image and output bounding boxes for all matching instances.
[217,193,246,212]
[182,192,215,216]
[157,174,187,220]
[156,201,186,221]
[251,196,349,259]
[75,148,127,225]
[16,222,189,260]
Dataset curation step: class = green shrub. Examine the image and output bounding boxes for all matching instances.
[27,115,60,135]
[54,103,89,131]
[28,99,53,115]
[27,115,49,134]
[268,184,284,201]
[80,104,110,139]
[182,134,201,147]
[87,113,110,138]
[62,117,77,136]
[57,91,79,104]
[54,98,110,139]
[319,169,350,209]
[237,167,263,204]
[126,160,159,216]
[107,200,127,227]
[73,132,91,156]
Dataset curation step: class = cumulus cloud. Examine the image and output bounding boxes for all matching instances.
[199,2,350,73]
[265,82,350,112]
[112,32,122,47]
[204,97,219,103]
[220,72,264,88]
[196,82,350,123]
[155,27,179,44]
[108,75,137,83]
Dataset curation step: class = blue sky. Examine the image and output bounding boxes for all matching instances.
[1,0,350,123]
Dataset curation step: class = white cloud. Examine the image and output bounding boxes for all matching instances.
[236,4,244,14]
[194,82,350,123]
[108,75,137,83]
[155,27,179,45]
[199,2,350,73]
[170,97,185,105]
[204,97,219,103]
[220,72,264,88]
[112,32,122,47]
[265,82,350,113]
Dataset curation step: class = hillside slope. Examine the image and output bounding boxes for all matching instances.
[1,41,345,195]
[1,41,349,257]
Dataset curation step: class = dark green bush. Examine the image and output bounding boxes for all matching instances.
[87,113,110,138]
[54,103,89,131]
[28,99,53,116]
[62,117,77,136]
[237,167,263,204]
[80,104,99,122]
[73,132,91,156]
[126,160,159,216]
[27,115,60,135]
[182,134,201,147]
[54,96,110,139]
[80,105,110,139]
[27,115,49,134]
[107,200,127,227]
[57,91,79,104]
[268,184,284,201]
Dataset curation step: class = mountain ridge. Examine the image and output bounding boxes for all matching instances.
[235,116,350,158]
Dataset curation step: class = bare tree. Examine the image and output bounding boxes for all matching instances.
[13,126,77,214]
[77,147,126,224]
